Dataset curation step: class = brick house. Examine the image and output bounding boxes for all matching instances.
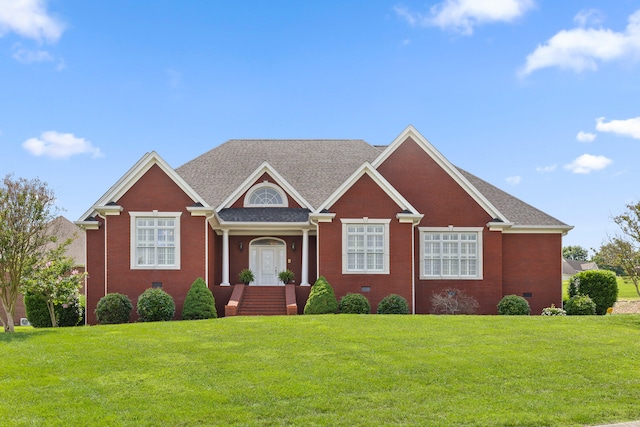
[77,126,572,323]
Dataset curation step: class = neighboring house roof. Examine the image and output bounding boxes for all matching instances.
[175,139,382,210]
[45,216,85,267]
[562,258,599,277]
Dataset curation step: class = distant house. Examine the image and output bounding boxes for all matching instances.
[77,126,572,323]
[562,258,599,280]
[7,216,85,326]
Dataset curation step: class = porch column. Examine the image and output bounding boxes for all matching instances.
[221,229,230,286]
[301,229,310,286]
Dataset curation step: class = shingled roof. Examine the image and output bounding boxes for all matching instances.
[176,139,381,209]
[175,137,569,229]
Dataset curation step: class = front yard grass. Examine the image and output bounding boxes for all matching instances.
[2,315,640,426]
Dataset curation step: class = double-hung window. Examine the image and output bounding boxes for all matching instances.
[130,212,181,269]
[342,219,390,274]
[420,227,482,279]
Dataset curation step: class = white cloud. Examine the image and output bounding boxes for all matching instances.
[12,45,53,63]
[520,9,640,76]
[506,175,521,185]
[0,0,65,43]
[573,9,605,28]
[22,131,103,159]
[576,131,597,142]
[596,116,640,139]
[536,164,557,173]
[394,0,535,35]
[564,154,612,174]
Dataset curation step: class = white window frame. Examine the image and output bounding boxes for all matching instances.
[419,227,483,280]
[341,218,390,274]
[130,211,182,270]
[243,182,288,207]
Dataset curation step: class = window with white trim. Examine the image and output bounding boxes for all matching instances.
[130,212,181,269]
[244,183,288,207]
[420,227,482,279]
[342,219,390,274]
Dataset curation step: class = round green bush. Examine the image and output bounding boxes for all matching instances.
[182,278,217,320]
[338,293,370,314]
[95,293,133,324]
[568,270,618,315]
[377,294,409,314]
[304,277,337,314]
[564,294,596,315]
[24,292,83,327]
[497,295,530,315]
[137,288,175,322]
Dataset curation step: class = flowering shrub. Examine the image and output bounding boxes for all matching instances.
[541,304,566,316]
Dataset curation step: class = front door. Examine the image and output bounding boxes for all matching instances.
[249,238,286,285]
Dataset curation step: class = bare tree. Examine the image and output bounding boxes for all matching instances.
[0,175,57,332]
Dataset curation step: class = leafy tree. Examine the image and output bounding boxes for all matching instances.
[0,175,57,333]
[562,245,590,262]
[22,240,85,327]
[601,201,640,297]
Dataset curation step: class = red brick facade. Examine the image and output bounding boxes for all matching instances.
[81,128,568,323]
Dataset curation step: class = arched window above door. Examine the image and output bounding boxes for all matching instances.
[244,183,288,207]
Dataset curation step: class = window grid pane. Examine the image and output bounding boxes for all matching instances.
[346,223,385,272]
[136,218,176,267]
[423,231,478,278]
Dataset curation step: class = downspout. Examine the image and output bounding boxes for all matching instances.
[411,221,417,315]
[98,213,107,298]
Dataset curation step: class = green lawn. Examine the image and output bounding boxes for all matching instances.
[2,315,640,426]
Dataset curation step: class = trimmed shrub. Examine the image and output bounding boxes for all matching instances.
[24,293,52,328]
[24,292,83,327]
[95,293,133,325]
[182,278,217,320]
[431,288,479,314]
[304,277,338,314]
[568,270,618,315]
[338,293,370,314]
[564,294,596,315]
[497,295,531,315]
[541,304,566,316]
[377,294,409,314]
[137,288,175,322]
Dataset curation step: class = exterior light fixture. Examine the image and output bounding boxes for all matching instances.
[291,242,296,251]
[239,241,244,252]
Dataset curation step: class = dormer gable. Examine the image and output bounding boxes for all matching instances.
[216,162,314,211]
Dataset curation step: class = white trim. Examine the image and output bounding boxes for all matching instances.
[129,211,182,270]
[78,151,210,222]
[501,225,574,235]
[341,218,391,275]
[243,182,289,207]
[216,161,314,211]
[317,162,420,214]
[418,226,483,280]
[372,126,508,223]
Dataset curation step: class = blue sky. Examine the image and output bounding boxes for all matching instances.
[1,0,640,254]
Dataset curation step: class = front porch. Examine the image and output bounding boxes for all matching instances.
[222,284,311,316]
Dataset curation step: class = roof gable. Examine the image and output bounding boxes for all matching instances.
[373,125,509,223]
[317,162,420,215]
[217,162,313,211]
[78,151,208,221]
